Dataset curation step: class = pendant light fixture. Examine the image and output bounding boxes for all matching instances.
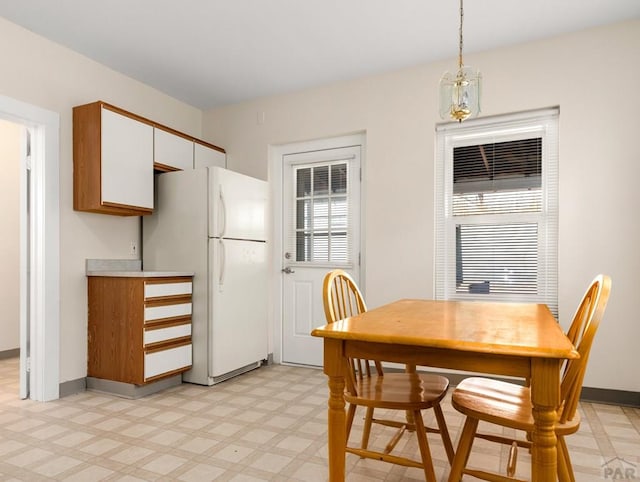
[439,0,481,122]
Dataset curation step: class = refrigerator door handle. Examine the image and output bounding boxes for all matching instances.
[218,239,226,291]
[218,186,227,238]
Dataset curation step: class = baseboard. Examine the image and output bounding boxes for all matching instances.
[580,387,640,408]
[86,375,182,399]
[0,348,19,360]
[59,377,86,398]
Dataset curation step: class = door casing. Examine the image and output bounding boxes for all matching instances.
[269,133,366,366]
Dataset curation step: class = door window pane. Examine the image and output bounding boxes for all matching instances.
[313,166,329,196]
[331,164,347,193]
[294,162,350,263]
[296,168,311,197]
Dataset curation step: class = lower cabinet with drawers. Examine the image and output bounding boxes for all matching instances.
[87,273,194,386]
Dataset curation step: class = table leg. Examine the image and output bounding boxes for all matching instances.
[530,358,561,482]
[405,363,416,427]
[324,339,346,481]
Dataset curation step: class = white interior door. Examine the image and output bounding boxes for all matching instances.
[19,126,30,399]
[282,145,361,366]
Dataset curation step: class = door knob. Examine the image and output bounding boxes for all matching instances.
[282,267,295,274]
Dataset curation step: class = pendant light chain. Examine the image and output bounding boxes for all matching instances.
[458,0,464,70]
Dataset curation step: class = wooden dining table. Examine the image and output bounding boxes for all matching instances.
[311,298,578,482]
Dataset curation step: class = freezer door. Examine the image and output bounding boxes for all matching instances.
[209,238,268,378]
[209,167,268,241]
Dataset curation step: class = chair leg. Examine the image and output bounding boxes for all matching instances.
[448,416,479,482]
[433,402,455,465]
[361,406,375,450]
[413,409,437,482]
[557,436,575,482]
[346,403,357,439]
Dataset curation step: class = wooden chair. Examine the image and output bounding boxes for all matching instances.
[323,269,454,481]
[447,274,612,482]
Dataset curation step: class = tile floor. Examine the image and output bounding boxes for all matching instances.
[0,357,638,481]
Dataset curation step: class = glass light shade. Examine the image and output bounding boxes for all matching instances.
[439,66,482,122]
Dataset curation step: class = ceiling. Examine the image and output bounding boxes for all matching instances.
[0,1,638,110]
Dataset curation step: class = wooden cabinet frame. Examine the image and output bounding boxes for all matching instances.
[88,275,194,385]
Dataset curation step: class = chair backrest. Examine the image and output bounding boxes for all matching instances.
[322,269,367,323]
[559,274,611,423]
[322,269,382,392]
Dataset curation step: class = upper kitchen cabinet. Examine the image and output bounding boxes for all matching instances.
[154,127,194,172]
[194,140,226,169]
[74,100,227,216]
[74,102,154,216]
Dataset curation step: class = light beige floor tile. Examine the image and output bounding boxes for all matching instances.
[208,421,244,437]
[54,430,96,448]
[211,443,255,463]
[119,422,158,438]
[79,437,124,456]
[276,435,314,452]
[177,462,226,481]
[248,452,293,473]
[0,440,26,456]
[241,428,279,444]
[147,428,190,446]
[109,445,155,464]
[62,464,116,481]
[4,447,53,467]
[140,453,189,475]
[64,466,115,482]
[178,436,221,454]
[31,454,84,477]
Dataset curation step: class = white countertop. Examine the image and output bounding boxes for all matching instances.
[87,271,194,278]
[85,259,193,278]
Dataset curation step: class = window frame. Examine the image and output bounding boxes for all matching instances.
[434,108,559,314]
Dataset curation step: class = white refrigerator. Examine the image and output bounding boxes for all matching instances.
[143,167,268,385]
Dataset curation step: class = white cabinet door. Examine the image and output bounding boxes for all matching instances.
[101,107,154,209]
[154,128,194,170]
[194,142,225,169]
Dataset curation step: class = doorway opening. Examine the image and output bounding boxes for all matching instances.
[0,95,60,401]
[0,119,24,397]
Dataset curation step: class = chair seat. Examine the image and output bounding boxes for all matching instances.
[452,377,580,436]
[346,373,450,410]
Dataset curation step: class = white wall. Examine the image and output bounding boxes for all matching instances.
[0,120,21,352]
[203,20,640,393]
[0,17,203,383]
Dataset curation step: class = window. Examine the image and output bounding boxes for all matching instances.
[294,162,349,263]
[435,108,559,314]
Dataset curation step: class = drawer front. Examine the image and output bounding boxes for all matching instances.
[144,323,191,345]
[144,303,191,322]
[144,344,192,380]
[144,281,192,299]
